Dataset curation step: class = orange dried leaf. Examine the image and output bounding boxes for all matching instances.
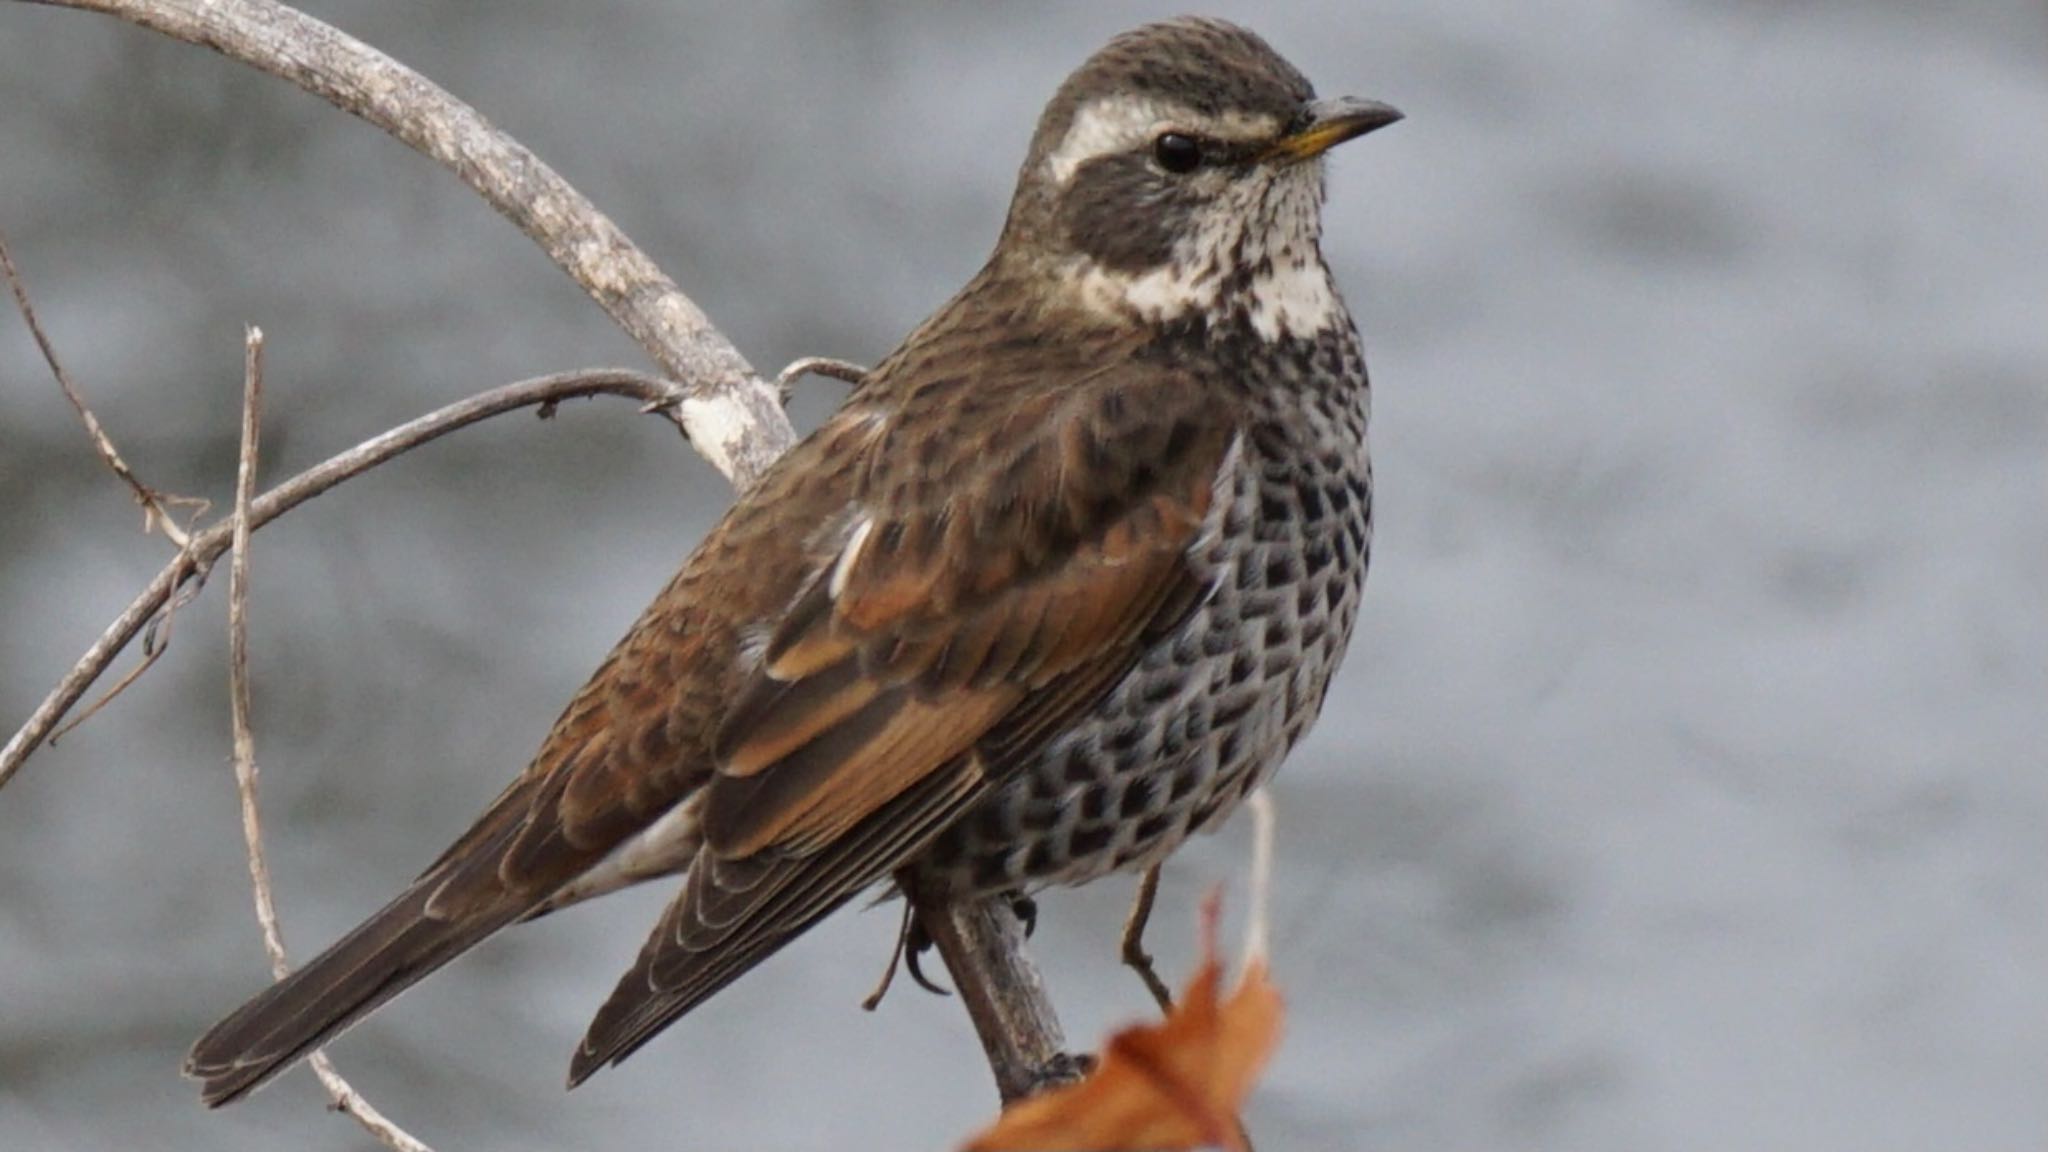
[962,919,1283,1152]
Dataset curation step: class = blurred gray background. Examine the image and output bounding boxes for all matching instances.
[3,2,2044,1149]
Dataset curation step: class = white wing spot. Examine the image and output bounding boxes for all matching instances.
[829,515,874,599]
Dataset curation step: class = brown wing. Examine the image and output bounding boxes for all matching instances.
[571,344,1244,1081]
[183,414,875,1105]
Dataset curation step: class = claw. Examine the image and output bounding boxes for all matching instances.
[902,910,953,997]
[1007,892,1039,939]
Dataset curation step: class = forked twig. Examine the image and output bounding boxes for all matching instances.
[225,328,433,1152]
[4,230,211,737]
[48,550,209,743]
[1,231,209,547]
[0,368,693,792]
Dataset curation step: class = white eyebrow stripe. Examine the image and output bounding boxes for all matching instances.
[1046,95,1166,185]
[1044,95,1287,186]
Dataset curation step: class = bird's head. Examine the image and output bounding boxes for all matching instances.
[996,17,1401,341]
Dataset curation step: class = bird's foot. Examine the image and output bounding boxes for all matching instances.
[901,909,954,997]
[1006,891,1039,939]
[862,899,951,1010]
[869,886,1038,1009]
[1028,1050,1097,1093]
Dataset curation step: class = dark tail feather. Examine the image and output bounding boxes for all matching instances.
[567,762,986,1086]
[184,879,529,1107]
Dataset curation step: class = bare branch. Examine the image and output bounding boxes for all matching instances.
[0,368,690,792]
[0,230,207,545]
[225,330,271,980]
[20,0,795,486]
[224,328,434,1152]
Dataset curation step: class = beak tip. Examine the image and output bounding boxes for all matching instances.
[1324,96,1404,134]
[1279,96,1404,160]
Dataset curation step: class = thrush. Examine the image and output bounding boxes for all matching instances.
[185,16,1399,1105]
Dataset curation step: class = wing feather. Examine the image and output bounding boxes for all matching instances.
[574,359,1245,1076]
[569,755,988,1085]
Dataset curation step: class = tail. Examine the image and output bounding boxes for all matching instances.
[184,876,532,1107]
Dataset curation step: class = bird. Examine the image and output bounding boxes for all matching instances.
[185,16,1399,1106]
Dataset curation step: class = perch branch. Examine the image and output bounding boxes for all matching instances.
[908,879,1077,1106]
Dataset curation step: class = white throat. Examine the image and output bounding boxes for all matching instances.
[1067,170,1344,342]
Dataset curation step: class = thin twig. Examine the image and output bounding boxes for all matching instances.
[225,328,433,1152]
[1118,863,1174,1013]
[226,329,273,977]
[774,355,868,403]
[19,0,795,487]
[48,549,210,742]
[1243,790,1275,967]
[4,226,209,741]
[1,230,207,545]
[1231,790,1278,1152]
[0,368,690,792]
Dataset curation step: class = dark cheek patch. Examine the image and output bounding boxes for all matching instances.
[1059,153,1199,272]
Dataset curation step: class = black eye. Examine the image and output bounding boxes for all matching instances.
[1152,132,1201,174]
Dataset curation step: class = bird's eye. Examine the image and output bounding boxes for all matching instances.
[1152,132,1202,174]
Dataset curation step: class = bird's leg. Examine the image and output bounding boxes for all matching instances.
[900,905,954,998]
[1007,891,1039,939]
[1120,863,1175,1013]
[861,900,920,1011]
[894,888,1039,999]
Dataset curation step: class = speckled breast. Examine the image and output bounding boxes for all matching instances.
[916,324,1372,896]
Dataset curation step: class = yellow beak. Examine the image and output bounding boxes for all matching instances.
[1266,96,1404,162]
